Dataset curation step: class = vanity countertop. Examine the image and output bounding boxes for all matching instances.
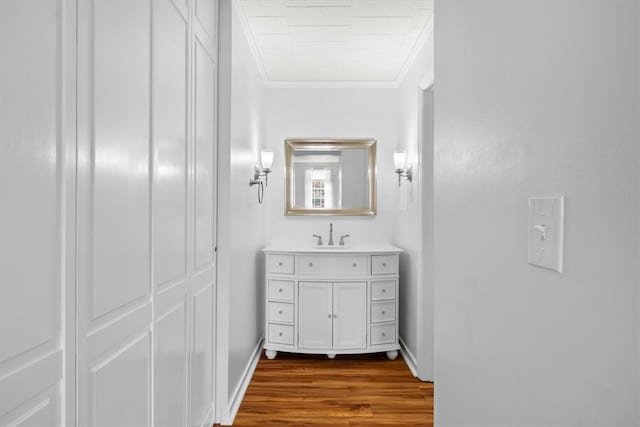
[262,244,402,254]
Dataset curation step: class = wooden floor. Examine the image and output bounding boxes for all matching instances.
[216,352,433,426]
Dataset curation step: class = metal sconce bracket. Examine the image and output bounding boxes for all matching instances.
[249,165,272,204]
[394,164,413,187]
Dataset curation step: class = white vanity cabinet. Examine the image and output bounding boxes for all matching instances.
[263,245,402,360]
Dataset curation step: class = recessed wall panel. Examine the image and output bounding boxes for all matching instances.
[155,303,186,427]
[92,0,151,318]
[193,44,216,270]
[154,0,188,287]
[0,0,59,364]
[93,334,150,427]
[14,396,56,427]
[190,286,213,423]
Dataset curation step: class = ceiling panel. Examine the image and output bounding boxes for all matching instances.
[236,0,433,82]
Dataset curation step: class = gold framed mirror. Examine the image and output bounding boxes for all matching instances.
[285,138,377,216]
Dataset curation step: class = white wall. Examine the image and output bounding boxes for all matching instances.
[394,22,434,381]
[217,1,266,421]
[264,88,398,246]
[434,1,639,425]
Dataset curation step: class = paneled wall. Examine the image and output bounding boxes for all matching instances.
[0,1,73,425]
[75,1,218,427]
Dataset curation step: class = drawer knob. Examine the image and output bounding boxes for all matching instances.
[382,289,386,293]
[382,262,387,267]
[278,310,283,314]
[278,261,283,266]
[382,332,386,337]
[328,314,331,318]
[278,332,283,337]
[352,263,357,267]
[382,311,386,315]
[333,314,338,319]
[278,288,283,293]
[308,262,313,267]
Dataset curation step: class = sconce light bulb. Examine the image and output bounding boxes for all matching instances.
[261,150,274,170]
[393,151,407,170]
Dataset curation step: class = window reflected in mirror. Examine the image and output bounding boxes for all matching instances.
[285,139,376,216]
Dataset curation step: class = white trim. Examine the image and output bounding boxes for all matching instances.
[265,80,401,89]
[399,338,418,378]
[416,86,435,383]
[395,15,434,85]
[418,78,434,92]
[198,404,216,427]
[220,337,264,426]
[232,2,270,83]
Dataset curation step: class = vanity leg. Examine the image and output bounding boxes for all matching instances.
[386,350,398,360]
[265,350,277,360]
[327,353,336,359]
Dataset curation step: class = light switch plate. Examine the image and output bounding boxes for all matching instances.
[528,196,564,273]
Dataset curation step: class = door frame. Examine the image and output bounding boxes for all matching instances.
[416,82,434,382]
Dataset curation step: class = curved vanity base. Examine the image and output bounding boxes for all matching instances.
[265,349,277,360]
[263,246,402,364]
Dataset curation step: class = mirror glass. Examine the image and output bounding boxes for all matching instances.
[285,139,376,216]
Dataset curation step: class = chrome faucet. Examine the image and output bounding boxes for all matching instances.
[312,234,323,246]
[328,223,334,246]
[339,234,350,246]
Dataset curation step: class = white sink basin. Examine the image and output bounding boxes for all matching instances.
[315,246,350,250]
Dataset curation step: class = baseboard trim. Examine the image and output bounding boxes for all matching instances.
[221,336,264,426]
[399,337,418,378]
[198,403,215,427]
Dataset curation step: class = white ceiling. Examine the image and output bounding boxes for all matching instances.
[235,0,434,84]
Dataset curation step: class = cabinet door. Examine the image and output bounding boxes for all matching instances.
[298,282,332,349]
[333,282,367,350]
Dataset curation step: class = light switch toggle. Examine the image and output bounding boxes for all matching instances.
[528,196,564,273]
[534,224,547,241]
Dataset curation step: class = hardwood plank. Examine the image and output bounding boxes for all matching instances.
[215,352,433,426]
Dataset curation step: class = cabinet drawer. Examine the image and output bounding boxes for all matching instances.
[268,254,294,274]
[371,254,398,275]
[268,302,294,323]
[371,280,395,301]
[268,280,294,301]
[371,302,395,323]
[371,323,396,345]
[298,255,367,276]
[268,323,294,345]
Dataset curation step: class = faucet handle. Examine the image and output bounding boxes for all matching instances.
[312,234,323,246]
[339,234,350,246]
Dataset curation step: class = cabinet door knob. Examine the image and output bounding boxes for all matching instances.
[352,263,357,267]
[278,310,283,314]
[382,332,386,337]
[333,314,338,318]
[278,261,283,266]
[382,289,386,293]
[278,288,283,293]
[308,262,313,267]
[328,314,331,318]
[278,332,283,337]
[382,311,386,315]
[382,262,387,267]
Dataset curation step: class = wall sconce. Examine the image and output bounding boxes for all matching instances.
[249,150,274,204]
[393,151,413,187]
